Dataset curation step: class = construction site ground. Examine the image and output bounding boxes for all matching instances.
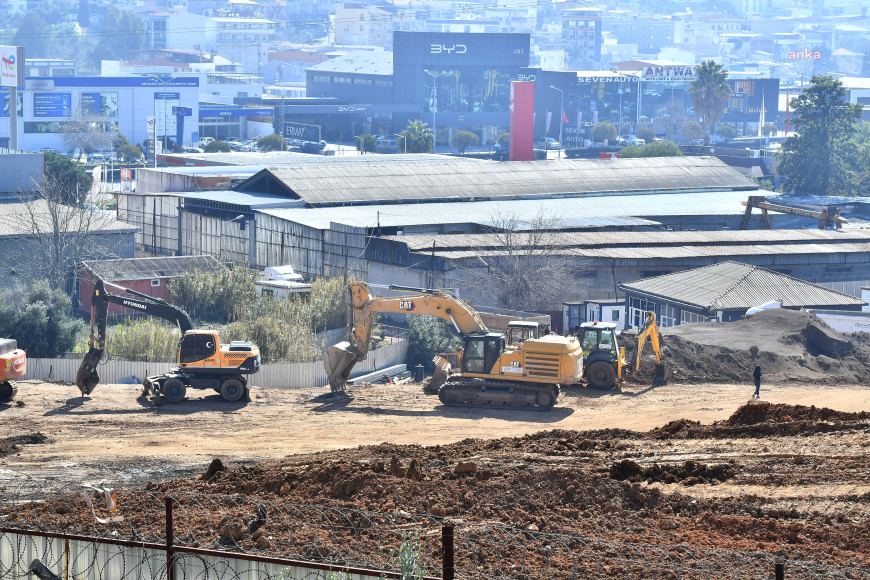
[2,309,870,568]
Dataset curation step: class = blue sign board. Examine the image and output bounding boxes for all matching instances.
[27,76,200,88]
[33,92,72,118]
[199,107,274,118]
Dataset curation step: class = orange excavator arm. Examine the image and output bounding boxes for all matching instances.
[324,282,487,393]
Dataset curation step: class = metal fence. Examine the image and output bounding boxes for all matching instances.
[23,336,407,390]
[2,484,868,580]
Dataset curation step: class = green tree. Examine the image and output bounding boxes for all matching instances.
[356,134,377,153]
[497,132,510,147]
[98,7,145,60]
[591,122,617,144]
[762,122,778,137]
[777,76,863,195]
[0,280,85,358]
[451,130,479,154]
[405,316,462,371]
[203,140,231,153]
[716,124,737,141]
[636,127,656,143]
[620,140,684,158]
[257,133,287,152]
[167,267,257,323]
[117,143,143,163]
[12,12,51,58]
[689,60,732,145]
[681,121,704,142]
[112,133,129,150]
[44,151,93,207]
[399,120,433,153]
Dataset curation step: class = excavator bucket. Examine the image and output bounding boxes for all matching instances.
[653,362,667,387]
[76,347,104,396]
[423,355,452,393]
[323,341,361,394]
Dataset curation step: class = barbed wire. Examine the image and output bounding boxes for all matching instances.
[2,482,870,579]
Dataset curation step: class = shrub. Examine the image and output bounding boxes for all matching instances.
[451,130,479,154]
[681,121,704,142]
[0,280,84,357]
[168,267,258,324]
[620,140,683,158]
[405,316,462,371]
[203,140,231,153]
[592,122,617,143]
[636,127,656,143]
[356,134,377,153]
[117,143,143,162]
[104,318,180,362]
[257,133,287,152]
[716,124,737,141]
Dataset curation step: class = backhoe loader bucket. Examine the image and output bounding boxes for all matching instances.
[653,362,667,387]
[323,341,361,393]
[423,355,452,393]
[76,347,103,396]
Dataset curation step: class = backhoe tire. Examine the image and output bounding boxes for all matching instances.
[0,381,16,402]
[162,378,187,403]
[219,377,245,402]
[586,361,617,390]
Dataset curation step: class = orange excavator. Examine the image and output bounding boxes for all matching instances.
[0,338,26,402]
[76,278,260,403]
[324,282,586,410]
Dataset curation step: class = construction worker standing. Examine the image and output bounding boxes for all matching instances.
[753,365,762,399]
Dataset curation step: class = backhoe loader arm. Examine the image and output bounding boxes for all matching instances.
[627,311,667,387]
[75,278,194,396]
[324,282,488,393]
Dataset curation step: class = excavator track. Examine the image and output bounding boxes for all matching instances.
[437,379,559,411]
[0,381,17,403]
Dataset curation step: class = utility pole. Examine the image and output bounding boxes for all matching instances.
[550,85,564,160]
[424,69,449,153]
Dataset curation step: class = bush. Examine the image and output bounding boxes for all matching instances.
[716,124,737,141]
[451,130,479,154]
[636,127,656,143]
[356,134,377,153]
[681,121,704,142]
[497,132,510,147]
[0,280,85,357]
[168,267,258,323]
[620,140,683,158]
[104,318,180,362]
[592,122,617,143]
[762,122,778,137]
[117,143,143,163]
[257,133,287,152]
[203,140,231,153]
[222,296,321,363]
[405,316,462,371]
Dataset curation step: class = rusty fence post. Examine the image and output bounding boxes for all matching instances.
[165,497,174,580]
[775,562,784,580]
[442,524,454,580]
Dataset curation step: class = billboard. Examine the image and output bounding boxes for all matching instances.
[394,32,530,68]
[509,81,534,161]
[80,92,119,117]
[33,93,72,117]
[642,65,695,82]
[0,46,24,88]
[283,122,321,143]
[1,90,23,117]
[723,79,780,123]
[154,92,180,137]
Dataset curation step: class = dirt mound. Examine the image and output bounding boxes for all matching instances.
[610,459,734,485]
[632,309,870,385]
[0,433,47,458]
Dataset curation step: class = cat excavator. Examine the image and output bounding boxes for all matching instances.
[76,278,260,403]
[324,282,585,410]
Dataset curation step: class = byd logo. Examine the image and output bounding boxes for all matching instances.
[430,44,466,55]
[399,301,416,311]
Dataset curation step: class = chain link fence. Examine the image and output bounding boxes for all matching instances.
[2,480,869,579]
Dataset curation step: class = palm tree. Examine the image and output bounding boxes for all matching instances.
[689,60,732,145]
[399,120,434,153]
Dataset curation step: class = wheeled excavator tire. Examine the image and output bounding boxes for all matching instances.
[219,377,246,402]
[161,378,187,403]
[437,379,558,410]
[586,361,617,390]
[0,381,17,403]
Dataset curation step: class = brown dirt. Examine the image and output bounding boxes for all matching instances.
[632,309,870,385]
[1,381,870,571]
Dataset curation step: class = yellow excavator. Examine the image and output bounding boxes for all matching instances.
[76,278,260,403]
[324,282,586,410]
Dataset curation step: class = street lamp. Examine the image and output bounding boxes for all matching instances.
[550,85,564,160]
[618,88,624,138]
[150,74,171,168]
[424,69,450,153]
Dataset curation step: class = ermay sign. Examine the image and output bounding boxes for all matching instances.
[0,46,24,88]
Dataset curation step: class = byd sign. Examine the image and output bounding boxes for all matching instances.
[430,44,467,55]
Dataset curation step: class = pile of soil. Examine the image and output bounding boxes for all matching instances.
[0,433,46,458]
[632,309,870,385]
[4,403,870,573]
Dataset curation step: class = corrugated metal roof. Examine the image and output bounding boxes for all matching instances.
[173,151,454,167]
[618,261,865,310]
[307,51,393,76]
[178,190,306,209]
[258,157,755,206]
[82,256,225,282]
[0,200,138,237]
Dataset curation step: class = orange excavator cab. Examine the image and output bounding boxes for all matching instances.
[0,338,26,402]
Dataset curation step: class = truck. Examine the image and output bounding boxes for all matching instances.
[76,278,260,403]
[0,338,26,402]
[324,282,586,410]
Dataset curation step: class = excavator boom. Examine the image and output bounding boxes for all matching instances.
[325,282,487,392]
[76,278,194,396]
[627,312,667,387]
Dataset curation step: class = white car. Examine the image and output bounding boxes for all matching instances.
[545,138,561,150]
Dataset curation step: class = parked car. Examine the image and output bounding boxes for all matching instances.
[198,136,215,146]
[89,154,106,164]
[624,136,646,146]
[300,140,327,153]
[182,146,204,153]
[545,138,561,150]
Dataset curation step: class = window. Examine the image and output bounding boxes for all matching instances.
[660,304,677,327]
[681,310,711,324]
[151,279,161,287]
[611,309,620,322]
[179,334,217,364]
[629,297,655,328]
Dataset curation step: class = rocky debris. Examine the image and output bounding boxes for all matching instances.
[632,309,870,385]
[610,459,735,485]
[201,458,226,480]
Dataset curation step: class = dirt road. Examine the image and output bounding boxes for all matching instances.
[2,378,869,493]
